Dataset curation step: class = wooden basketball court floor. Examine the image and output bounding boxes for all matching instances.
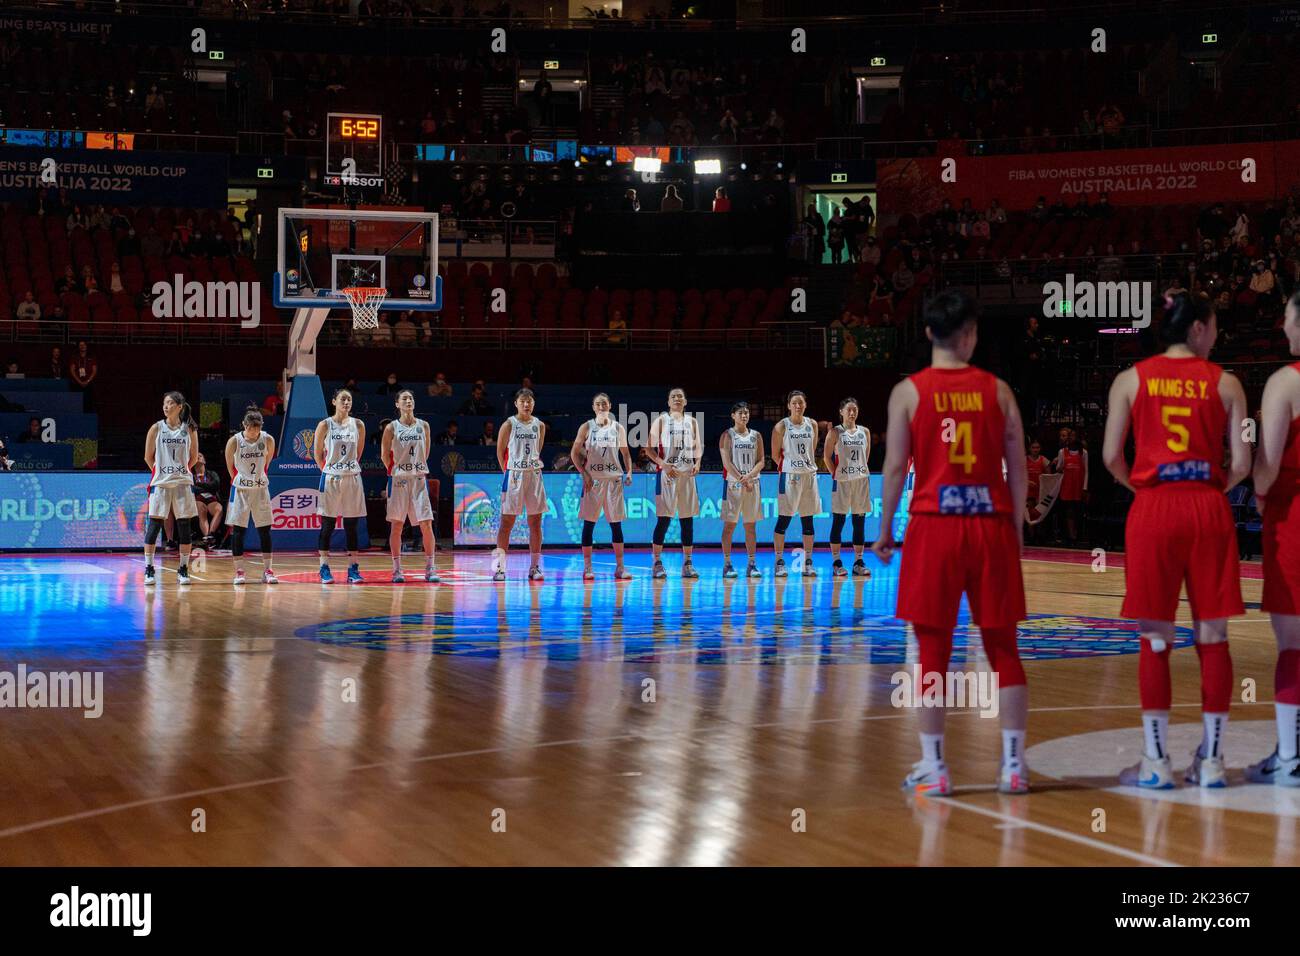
[0,546,1295,867]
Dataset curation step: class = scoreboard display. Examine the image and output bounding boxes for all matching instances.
[324,112,383,188]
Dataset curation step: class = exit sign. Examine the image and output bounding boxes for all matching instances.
[257,167,274,178]
[543,59,559,70]
[209,50,224,60]
[870,56,887,66]
[1202,33,1217,43]
[831,172,848,183]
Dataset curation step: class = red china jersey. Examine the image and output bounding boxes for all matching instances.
[1267,362,1300,504]
[907,365,1013,515]
[1129,354,1226,490]
[1026,454,1049,499]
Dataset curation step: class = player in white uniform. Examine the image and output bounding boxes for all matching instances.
[493,388,548,582]
[313,388,367,584]
[224,406,278,586]
[571,393,634,581]
[381,389,439,584]
[770,390,822,576]
[143,390,200,586]
[823,396,872,577]
[646,388,702,579]
[719,401,765,578]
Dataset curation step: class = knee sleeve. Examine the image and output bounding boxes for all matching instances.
[800,515,815,536]
[653,516,671,546]
[176,519,192,545]
[610,521,624,544]
[582,521,595,547]
[231,526,247,557]
[145,518,164,546]
[318,516,337,552]
[830,513,846,543]
[914,625,954,681]
[258,525,273,554]
[981,625,1026,688]
[1196,641,1233,713]
[851,514,865,546]
[680,517,693,547]
[774,515,793,535]
[1139,639,1173,711]
[343,516,359,552]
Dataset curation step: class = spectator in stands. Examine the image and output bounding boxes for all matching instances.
[763,108,785,139]
[668,111,695,145]
[1098,103,1125,145]
[459,383,494,416]
[712,187,731,213]
[118,229,140,260]
[637,447,657,472]
[970,213,990,241]
[1078,108,1096,138]
[534,70,554,124]
[48,347,62,379]
[5,360,20,379]
[109,208,130,234]
[1071,196,1091,218]
[261,381,285,417]
[15,292,40,321]
[478,421,496,445]
[986,198,1007,226]
[427,373,453,398]
[82,268,100,297]
[394,311,418,346]
[607,307,628,344]
[1049,197,1069,220]
[621,189,641,212]
[1198,202,1230,245]
[1251,259,1277,307]
[145,83,166,114]
[660,185,683,212]
[191,454,223,548]
[66,204,90,233]
[370,316,394,346]
[17,417,42,443]
[860,234,881,268]
[435,421,461,445]
[379,373,403,396]
[54,265,77,296]
[141,227,165,259]
[1028,196,1048,222]
[108,262,125,294]
[69,340,98,411]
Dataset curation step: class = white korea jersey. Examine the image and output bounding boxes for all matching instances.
[231,432,269,487]
[321,417,361,475]
[835,425,869,480]
[390,418,429,476]
[780,417,818,473]
[151,419,192,487]
[658,413,698,474]
[727,428,759,477]
[507,416,543,471]
[585,418,624,477]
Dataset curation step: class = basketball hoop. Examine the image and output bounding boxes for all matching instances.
[341,286,387,330]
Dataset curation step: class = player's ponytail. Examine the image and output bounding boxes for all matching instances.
[1159,290,1213,345]
[242,405,264,429]
[165,390,197,429]
[922,289,978,341]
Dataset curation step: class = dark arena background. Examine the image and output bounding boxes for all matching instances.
[0,0,1297,929]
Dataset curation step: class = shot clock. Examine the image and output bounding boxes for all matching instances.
[324,112,384,188]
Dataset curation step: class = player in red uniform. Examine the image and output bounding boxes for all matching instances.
[1053,430,1087,545]
[873,290,1030,796]
[1025,439,1050,544]
[1102,292,1250,789]
[1248,291,1300,787]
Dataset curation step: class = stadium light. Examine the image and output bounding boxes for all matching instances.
[633,157,662,173]
[604,158,613,167]
[739,162,747,171]
[693,159,722,175]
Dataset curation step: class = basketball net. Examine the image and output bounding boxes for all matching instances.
[341,287,387,330]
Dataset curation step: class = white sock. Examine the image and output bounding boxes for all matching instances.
[1202,712,1227,759]
[319,555,329,568]
[393,556,402,571]
[491,547,505,572]
[1142,711,1169,760]
[1001,729,1026,764]
[1277,703,1300,761]
[920,732,944,764]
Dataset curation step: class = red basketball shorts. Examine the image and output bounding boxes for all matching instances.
[896,513,1026,631]
[1263,492,1300,615]
[1121,486,1243,622]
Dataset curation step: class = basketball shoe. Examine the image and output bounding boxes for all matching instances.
[1185,748,1228,788]
[998,758,1030,794]
[1246,749,1300,787]
[1119,754,1176,789]
[902,760,952,796]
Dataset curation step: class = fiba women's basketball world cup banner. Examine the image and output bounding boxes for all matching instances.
[877,140,1300,214]
[453,472,912,546]
[0,146,228,208]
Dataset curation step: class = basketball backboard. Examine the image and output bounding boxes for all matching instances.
[273,207,442,311]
